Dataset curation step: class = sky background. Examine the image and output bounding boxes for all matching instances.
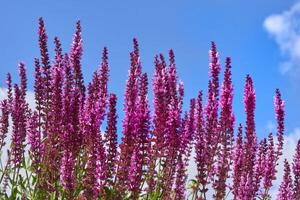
[1,0,300,198]
[0,0,299,139]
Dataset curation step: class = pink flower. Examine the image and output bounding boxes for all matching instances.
[195,91,207,193]
[277,159,293,200]
[60,149,75,195]
[0,100,9,151]
[70,20,85,96]
[214,57,234,199]
[11,84,27,167]
[293,140,300,199]
[117,39,142,191]
[104,93,118,186]
[174,154,186,200]
[239,75,257,199]
[27,111,42,173]
[38,18,51,136]
[262,133,277,195]
[274,89,284,157]
[232,124,244,198]
[6,73,13,108]
[83,47,109,198]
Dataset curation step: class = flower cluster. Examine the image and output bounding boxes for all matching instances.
[0,19,296,200]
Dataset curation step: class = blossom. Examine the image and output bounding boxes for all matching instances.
[274,89,285,157]
[104,93,118,186]
[277,159,293,200]
[117,39,141,192]
[293,140,300,199]
[0,100,9,150]
[253,137,267,194]
[239,75,257,199]
[60,149,76,195]
[11,84,27,167]
[41,45,64,189]
[70,20,85,96]
[232,124,244,198]
[174,154,186,200]
[38,18,51,78]
[34,58,44,129]
[195,90,207,194]
[128,147,141,198]
[209,41,221,97]
[152,54,168,155]
[161,50,183,197]
[205,41,221,171]
[181,98,196,160]
[69,22,85,152]
[10,63,28,168]
[129,73,151,197]
[6,73,13,107]
[83,47,109,198]
[38,18,51,134]
[19,62,27,98]
[262,133,277,195]
[27,111,42,173]
[214,57,234,199]
[147,54,168,192]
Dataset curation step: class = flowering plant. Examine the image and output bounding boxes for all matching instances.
[0,18,296,200]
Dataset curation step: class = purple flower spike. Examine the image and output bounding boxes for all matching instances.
[27,111,42,173]
[274,89,284,157]
[0,100,9,150]
[277,159,293,200]
[293,140,300,199]
[105,93,118,186]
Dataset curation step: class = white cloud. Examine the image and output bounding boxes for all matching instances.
[266,120,276,133]
[264,2,300,75]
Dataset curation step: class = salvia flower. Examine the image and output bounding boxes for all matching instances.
[104,93,118,186]
[129,73,151,197]
[274,89,284,157]
[34,58,44,129]
[194,90,208,196]
[277,159,293,200]
[27,111,42,172]
[239,75,257,199]
[214,57,234,199]
[293,140,300,199]
[128,147,141,198]
[262,133,277,195]
[174,154,186,200]
[18,62,27,98]
[203,42,221,185]
[232,124,244,198]
[70,20,85,96]
[0,100,9,150]
[60,149,76,195]
[82,47,109,198]
[153,54,168,149]
[6,73,13,109]
[11,84,27,167]
[38,18,52,129]
[117,40,141,191]
[253,138,267,194]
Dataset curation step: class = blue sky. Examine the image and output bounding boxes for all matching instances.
[0,0,299,140]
